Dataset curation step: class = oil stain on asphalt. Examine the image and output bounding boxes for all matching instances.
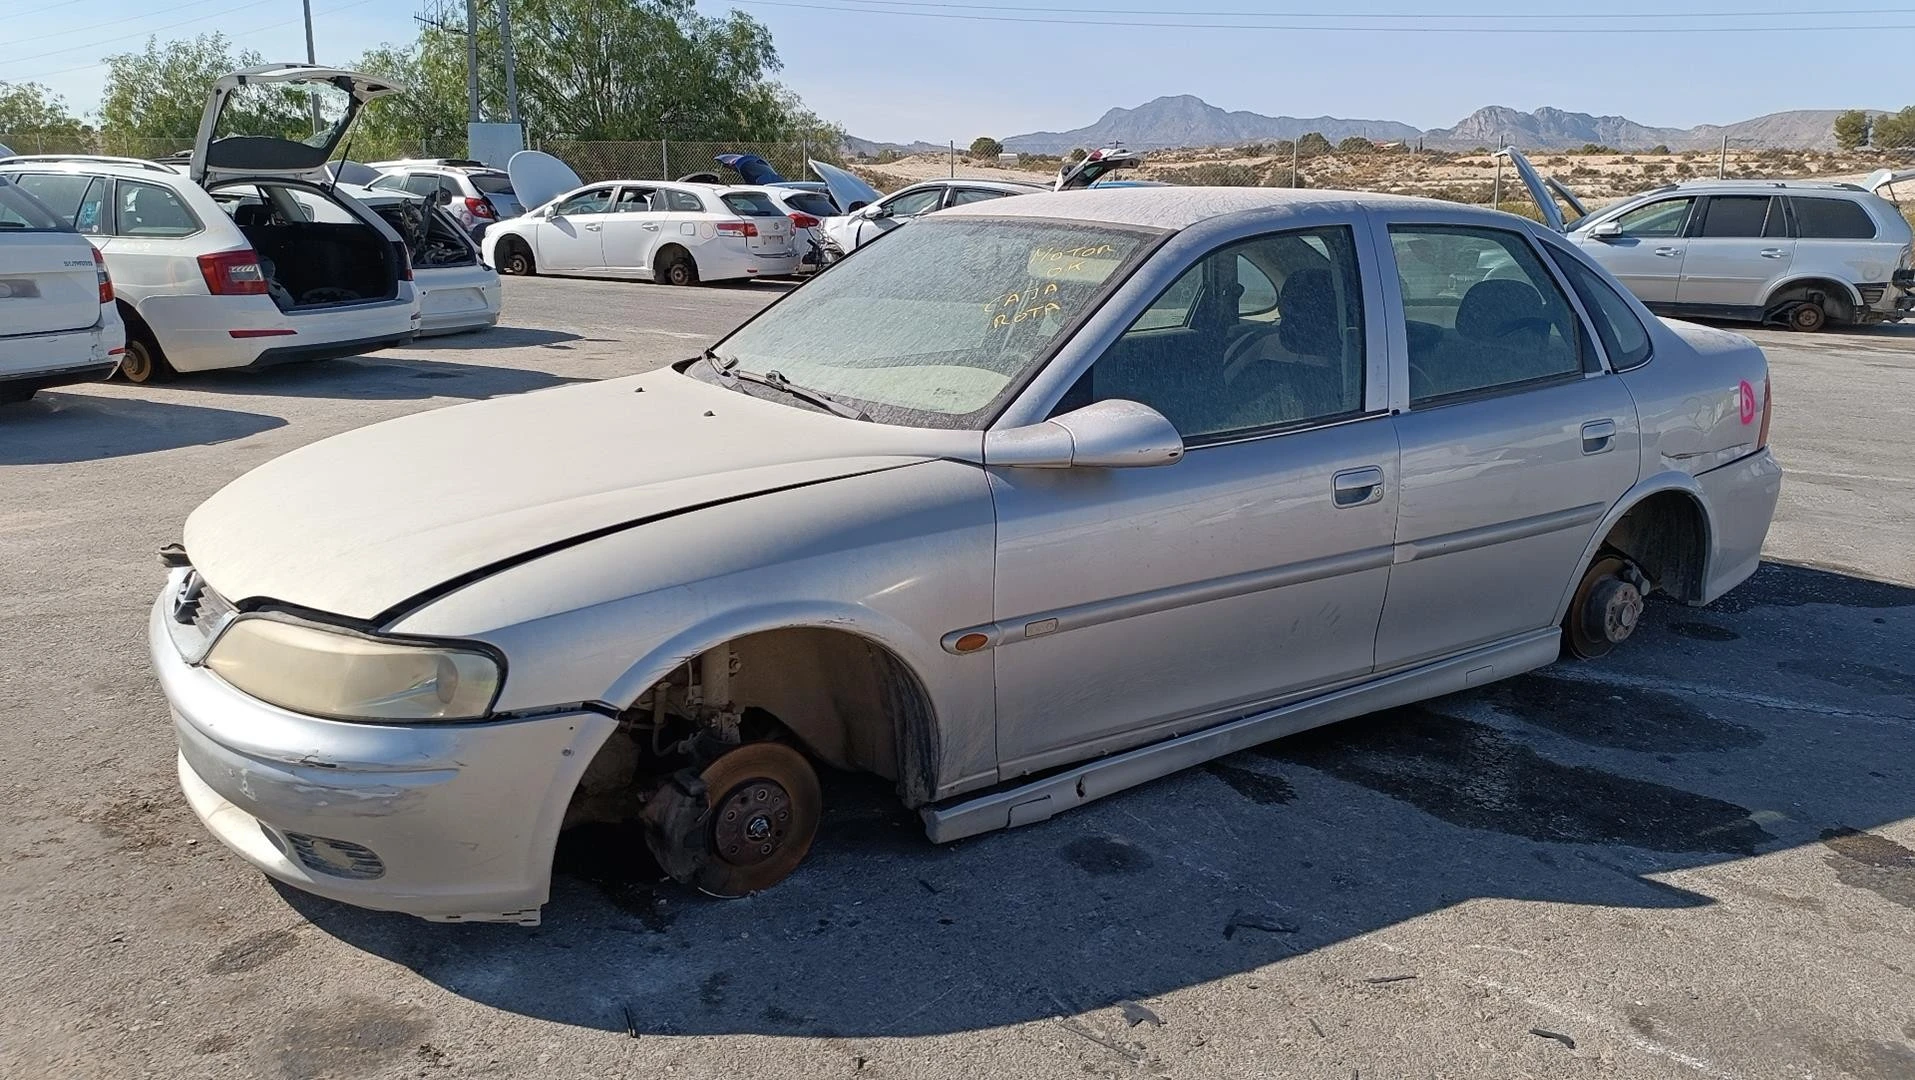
[1203,762,1297,805]
[1259,708,1773,855]
[1061,836,1155,876]
[1821,827,1915,909]
[1483,673,1765,753]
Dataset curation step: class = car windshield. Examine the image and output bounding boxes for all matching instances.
[698,217,1158,428]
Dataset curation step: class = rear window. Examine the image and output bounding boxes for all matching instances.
[781,192,837,218]
[0,178,68,231]
[1791,196,1877,239]
[722,192,782,217]
[470,174,514,195]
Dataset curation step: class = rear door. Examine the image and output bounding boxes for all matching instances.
[598,185,663,271]
[1675,194,1792,310]
[0,179,100,340]
[1577,196,1695,303]
[1379,219,1640,668]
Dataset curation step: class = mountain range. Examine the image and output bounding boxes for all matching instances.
[971,95,1865,154]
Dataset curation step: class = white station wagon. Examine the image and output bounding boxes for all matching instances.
[151,188,1781,924]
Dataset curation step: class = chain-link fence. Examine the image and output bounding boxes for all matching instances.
[532,140,825,182]
[0,134,194,159]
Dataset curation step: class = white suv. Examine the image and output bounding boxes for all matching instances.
[367,160,524,236]
[0,174,124,403]
[0,65,420,383]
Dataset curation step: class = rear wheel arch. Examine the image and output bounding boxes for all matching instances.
[1764,276,1859,324]
[653,244,698,286]
[1595,488,1714,602]
[114,301,174,383]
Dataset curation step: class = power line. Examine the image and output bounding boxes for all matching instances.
[1,0,286,50]
[729,0,1915,31]
[9,0,383,83]
[735,0,1915,19]
[0,0,282,65]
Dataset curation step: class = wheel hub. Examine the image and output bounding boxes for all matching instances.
[1588,576,1644,644]
[710,778,794,867]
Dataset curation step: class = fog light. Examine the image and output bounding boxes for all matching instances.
[285,833,385,880]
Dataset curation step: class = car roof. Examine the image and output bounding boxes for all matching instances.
[1655,179,1872,195]
[906,177,1045,192]
[0,156,184,180]
[934,186,1453,230]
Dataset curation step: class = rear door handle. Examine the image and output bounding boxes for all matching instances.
[1653,247,1682,257]
[641,223,661,231]
[1332,466,1385,508]
[1759,248,1788,258]
[584,224,601,232]
[1581,419,1617,455]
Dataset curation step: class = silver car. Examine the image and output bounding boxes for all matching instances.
[1504,148,1915,331]
[148,188,1781,924]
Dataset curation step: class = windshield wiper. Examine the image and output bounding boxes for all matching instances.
[720,364,869,422]
[702,346,737,376]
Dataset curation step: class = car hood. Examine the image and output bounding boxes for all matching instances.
[183,371,983,622]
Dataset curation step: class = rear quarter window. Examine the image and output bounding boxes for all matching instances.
[1791,197,1877,239]
[722,192,782,217]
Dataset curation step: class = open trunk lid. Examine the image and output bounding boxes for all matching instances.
[1494,147,1588,232]
[0,182,100,337]
[809,159,882,213]
[191,65,402,188]
[1054,146,1143,190]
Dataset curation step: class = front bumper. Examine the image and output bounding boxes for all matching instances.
[148,576,616,924]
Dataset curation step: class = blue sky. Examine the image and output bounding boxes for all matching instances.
[4,0,1911,142]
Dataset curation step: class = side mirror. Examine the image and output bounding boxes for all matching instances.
[433,189,454,206]
[984,399,1185,469]
[864,204,893,220]
[1589,220,1623,239]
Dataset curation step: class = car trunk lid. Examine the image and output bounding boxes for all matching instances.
[191,65,402,188]
[720,190,794,254]
[809,159,883,214]
[1494,147,1589,233]
[0,234,100,338]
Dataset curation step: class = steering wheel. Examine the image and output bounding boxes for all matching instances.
[1221,322,1285,382]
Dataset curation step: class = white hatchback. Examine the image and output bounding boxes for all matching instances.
[0,174,124,403]
[482,152,799,285]
[0,65,420,383]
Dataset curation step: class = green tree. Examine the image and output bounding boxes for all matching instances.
[969,136,1003,159]
[1872,106,1915,148]
[1335,135,1373,154]
[1834,109,1872,150]
[348,35,469,159]
[100,34,307,154]
[1295,131,1333,157]
[0,81,88,140]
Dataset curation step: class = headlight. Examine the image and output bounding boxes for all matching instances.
[204,617,501,722]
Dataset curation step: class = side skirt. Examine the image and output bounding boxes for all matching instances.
[919,627,1562,843]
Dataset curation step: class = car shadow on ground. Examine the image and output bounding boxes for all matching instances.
[405,327,585,351]
[169,356,591,401]
[288,562,1915,1040]
[0,393,286,465]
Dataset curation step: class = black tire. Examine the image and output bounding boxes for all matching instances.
[117,322,176,385]
[499,239,536,276]
[657,247,698,287]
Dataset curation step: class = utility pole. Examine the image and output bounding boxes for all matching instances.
[301,0,321,135]
[1719,135,1729,179]
[465,0,480,125]
[1492,138,1504,210]
[1290,139,1298,188]
[497,0,521,125]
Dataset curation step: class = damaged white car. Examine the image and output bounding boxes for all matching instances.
[151,187,1780,925]
[0,66,418,382]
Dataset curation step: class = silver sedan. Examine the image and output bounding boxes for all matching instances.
[149,187,1782,924]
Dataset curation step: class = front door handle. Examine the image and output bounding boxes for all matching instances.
[584,224,602,232]
[1581,419,1617,455]
[1332,466,1385,508]
[1653,247,1682,257]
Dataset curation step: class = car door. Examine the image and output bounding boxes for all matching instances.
[1377,219,1640,670]
[1574,197,1696,304]
[534,186,614,271]
[597,185,663,272]
[989,222,1400,775]
[1675,194,1792,311]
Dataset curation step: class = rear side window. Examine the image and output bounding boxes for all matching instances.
[1791,196,1877,239]
[1698,196,1783,239]
[1545,244,1653,371]
[114,180,200,237]
[721,192,782,217]
[1390,225,1587,403]
[12,173,107,233]
[0,178,68,231]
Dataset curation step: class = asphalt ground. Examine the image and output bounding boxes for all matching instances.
[1,276,1911,1080]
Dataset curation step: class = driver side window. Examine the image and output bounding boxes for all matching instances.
[1055,226,1367,442]
[555,188,613,215]
[1611,197,1694,238]
[882,187,944,218]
